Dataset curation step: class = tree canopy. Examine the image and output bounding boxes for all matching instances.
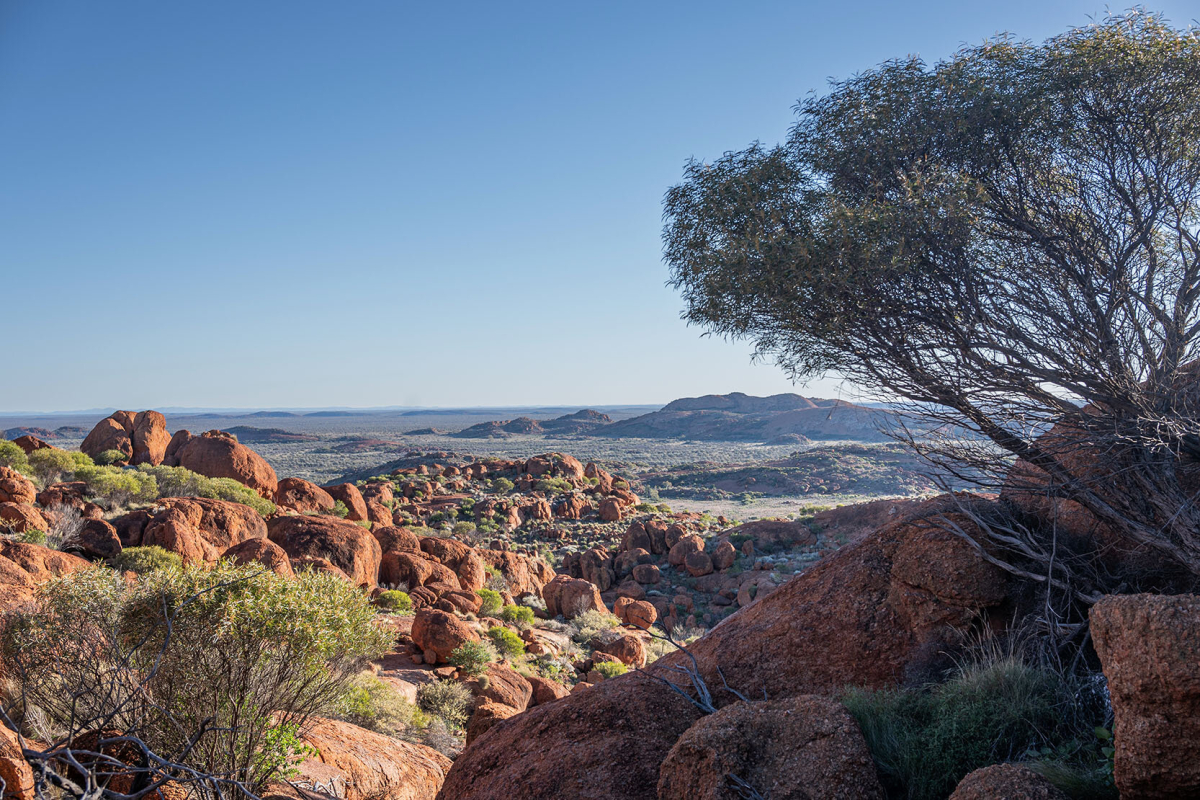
[664,12,1200,582]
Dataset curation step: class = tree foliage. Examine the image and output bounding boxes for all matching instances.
[664,12,1200,583]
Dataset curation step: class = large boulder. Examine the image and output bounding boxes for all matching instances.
[267,515,382,587]
[298,717,451,800]
[374,526,422,555]
[166,430,278,498]
[656,696,885,800]
[0,723,35,800]
[543,575,604,619]
[273,478,334,513]
[411,608,479,664]
[221,538,294,578]
[948,764,1067,799]
[420,537,487,592]
[439,496,1018,799]
[468,664,532,712]
[1090,593,1200,800]
[438,675,701,800]
[478,550,554,598]
[80,410,170,466]
[0,540,91,583]
[0,503,46,533]
[465,702,519,747]
[0,467,35,505]
[141,497,267,564]
[322,483,370,522]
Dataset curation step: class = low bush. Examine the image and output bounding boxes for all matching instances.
[75,465,158,506]
[842,658,1115,800]
[138,464,275,516]
[28,449,94,486]
[534,477,573,494]
[417,679,473,729]
[571,609,621,643]
[332,672,424,735]
[476,588,503,617]
[593,660,628,679]
[490,478,514,494]
[375,590,413,614]
[94,449,130,466]
[499,604,535,628]
[3,561,391,790]
[328,500,350,519]
[449,640,495,676]
[487,626,525,660]
[0,440,30,474]
[111,545,184,574]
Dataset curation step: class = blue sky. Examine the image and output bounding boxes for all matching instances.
[2,1,1193,412]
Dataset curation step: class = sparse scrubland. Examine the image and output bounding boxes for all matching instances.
[3,10,1200,800]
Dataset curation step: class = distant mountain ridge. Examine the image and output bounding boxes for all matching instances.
[596,392,889,442]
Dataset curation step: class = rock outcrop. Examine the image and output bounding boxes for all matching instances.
[656,696,885,800]
[543,575,604,618]
[267,515,382,587]
[274,478,335,513]
[165,430,278,498]
[80,410,171,466]
[948,764,1067,799]
[1090,593,1200,800]
[298,717,451,800]
[137,497,268,564]
[411,608,479,664]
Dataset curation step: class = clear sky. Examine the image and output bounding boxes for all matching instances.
[2,1,1193,412]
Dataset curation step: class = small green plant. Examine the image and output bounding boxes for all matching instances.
[28,449,95,485]
[491,478,514,494]
[328,500,350,519]
[75,465,158,506]
[417,679,474,729]
[16,529,47,546]
[112,545,184,574]
[375,590,413,614]
[487,626,526,660]
[449,640,495,676]
[94,449,130,466]
[476,588,503,617]
[534,477,573,494]
[332,672,424,735]
[593,660,628,679]
[137,464,275,516]
[0,440,30,474]
[571,609,621,642]
[499,604,535,628]
[451,521,476,538]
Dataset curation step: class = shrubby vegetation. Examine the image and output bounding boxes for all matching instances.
[842,658,1114,800]
[499,604,535,628]
[487,626,525,660]
[138,464,276,516]
[1,561,391,790]
[332,672,425,736]
[476,587,503,617]
[450,640,496,676]
[0,440,30,473]
[592,660,627,679]
[374,589,413,614]
[417,679,473,729]
[111,545,184,574]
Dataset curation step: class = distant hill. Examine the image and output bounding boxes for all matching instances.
[539,409,613,434]
[597,392,889,442]
[225,426,319,443]
[453,417,545,438]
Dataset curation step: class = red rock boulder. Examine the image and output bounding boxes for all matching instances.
[543,575,604,619]
[323,483,370,521]
[166,430,278,498]
[657,696,884,800]
[1091,593,1200,800]
[81,410,170,466]
[222,538,294,578]
[948,764,1066,799]
[298,717,451,800]
[411,608,479,664]
[274,478,334,513]
[0,467,36,505]
[141,497,267,564]
[0,503,47,533]
[267,515,382,587]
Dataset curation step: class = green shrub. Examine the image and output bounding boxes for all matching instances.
[73,465,157,505]
[449,640,495,676]
[111,545,184,574]
[487,626,525,660]
[593,660,628,679]
[491,478,514,494]
[332,672,424,735]
[3,562,391,790]
[417,679,473,729]
[329,500,350,519]
[137,464,275,516]
[499,604,535,628]
[375,590,413,614]
[534,477,573,494]
[452,521,476,538]
[16,529,47,546]
[842,658,1115,800]
[94,449,130,466]
[476,588,503,617]
[28,449,94,485]
[571,609,620,641]
[0,441,30,474]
